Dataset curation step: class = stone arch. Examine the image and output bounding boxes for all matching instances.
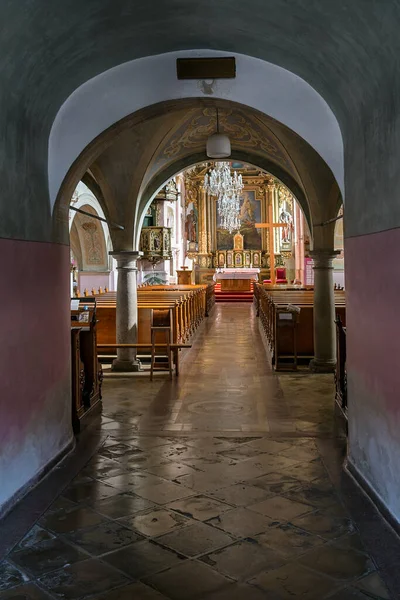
[48,50,344,209]
[53,98,341,255]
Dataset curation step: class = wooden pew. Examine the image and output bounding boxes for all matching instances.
[70,298,103,431]
[95,284,214,367]
[254,284,346,368]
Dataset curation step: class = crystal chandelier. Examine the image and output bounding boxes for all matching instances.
[204,162,244,233]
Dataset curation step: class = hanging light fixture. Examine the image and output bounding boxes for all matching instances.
[204,162,244,233]
[206,108,231,158]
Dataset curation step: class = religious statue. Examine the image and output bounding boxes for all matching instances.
[279,207,293,243]
[185,204,198,243]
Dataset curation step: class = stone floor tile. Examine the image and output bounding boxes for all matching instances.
[11,538,87,577]
[16,526,55,550]
[0,583,54,599]
[0,561,30,591]
[89,493,156,519]
[102,540,185,579]
[255,522,326,558]
[133,481,194,504]
[218,446,265,460]
[207,507,274,538]
[353,571,392,599]
[299,542,374,582]
[142,560,233,600]
[89,582,168,599]
[280,445,321,462]
[101,471,165,491]
[205,582,272,600]
[280,459,328,482]
[210,484,272,507]
[291,510,355,540]
[37,558,130,599]
[334,532,367,553]
[202,540,285,581]
[65,520,143,555]
[282,480,340,510]
[248,495,313,521]
[98,443,144,459]
[245,438,293,454]
[167,495,233,521]
[184,438,236,452]
[39,506,108,534]
[156,521,234,557]
[63,481,122,505]
[249,561,338,599]
[144,462,198,480]
[122,508,189,537]
[326,589,377,599]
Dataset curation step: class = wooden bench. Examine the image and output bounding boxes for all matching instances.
[254,284,346,368]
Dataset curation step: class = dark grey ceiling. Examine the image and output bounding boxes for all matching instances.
[1,0,400,241]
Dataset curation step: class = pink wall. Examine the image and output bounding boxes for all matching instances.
[79,272,113,293]
[0,238,73,514]
[346,228,400,521]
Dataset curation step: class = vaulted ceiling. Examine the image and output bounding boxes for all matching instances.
[65,99,341,250]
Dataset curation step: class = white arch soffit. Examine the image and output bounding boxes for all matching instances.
[49,49,344,210]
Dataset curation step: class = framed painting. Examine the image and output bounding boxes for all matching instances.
[244,251,251,267]
[218,251,226,267]
[226,250,233,267]
[252,251,261,267]
[234,252,244,268]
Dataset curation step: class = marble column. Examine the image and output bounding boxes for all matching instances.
[309,249,340,372]
[110,251,142,372]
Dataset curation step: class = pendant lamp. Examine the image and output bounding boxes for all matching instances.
[206,108,231,158]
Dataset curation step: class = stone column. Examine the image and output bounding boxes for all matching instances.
[309,250,340,372]
[110,251,142,372]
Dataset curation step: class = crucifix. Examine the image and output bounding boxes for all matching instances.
[255,203,285,285]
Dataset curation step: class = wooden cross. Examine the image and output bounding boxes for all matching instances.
[255,203,285,285]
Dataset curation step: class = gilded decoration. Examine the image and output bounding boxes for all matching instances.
[140,226,172,264]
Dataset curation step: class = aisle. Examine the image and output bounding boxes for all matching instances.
[0,305,395,599]
[104,303,292,435]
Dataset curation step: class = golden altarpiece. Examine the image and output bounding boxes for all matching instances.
[183,163,296,284]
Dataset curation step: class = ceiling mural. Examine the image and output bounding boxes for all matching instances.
[150,108,297,179]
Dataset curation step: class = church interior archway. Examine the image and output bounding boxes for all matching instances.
[2,11,400,583]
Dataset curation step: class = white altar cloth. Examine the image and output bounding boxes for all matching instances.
[214,268,260,281]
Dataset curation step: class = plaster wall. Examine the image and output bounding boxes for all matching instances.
[346,228,400,522]
[79,272,112,293]
[0,239,73,513]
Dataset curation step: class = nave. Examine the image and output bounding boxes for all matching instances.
[0,305,396,599]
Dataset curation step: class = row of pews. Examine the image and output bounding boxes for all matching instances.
[70,283,215,429]
[95,283,215,374]
[254,284,346,370]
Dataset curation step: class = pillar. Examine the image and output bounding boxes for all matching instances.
[110,251,142,372]
[309,249,340,372]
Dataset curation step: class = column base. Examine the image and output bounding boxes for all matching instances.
[111,359,142,372]
[309,358,336,373]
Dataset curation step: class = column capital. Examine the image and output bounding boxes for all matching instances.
[110,251,143,269]
[309,249,340,269]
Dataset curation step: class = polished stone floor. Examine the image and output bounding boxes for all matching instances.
[0,305,396,599]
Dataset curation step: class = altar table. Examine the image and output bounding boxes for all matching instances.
[215,269,259,292]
